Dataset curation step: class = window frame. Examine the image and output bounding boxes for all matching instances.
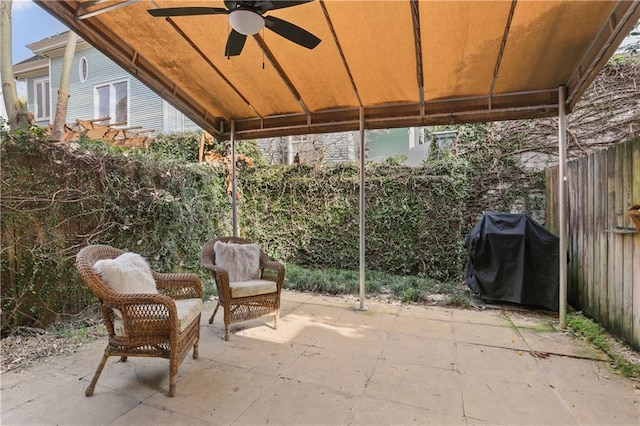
[33,77,51,121]
[79,57,88,83]
[93,78,129,125]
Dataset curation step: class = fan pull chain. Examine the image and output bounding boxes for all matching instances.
[262,28,265,70]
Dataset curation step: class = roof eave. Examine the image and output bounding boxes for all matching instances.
[13,58,49,80]
[27,31,91,58]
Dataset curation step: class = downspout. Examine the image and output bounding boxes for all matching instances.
[558,86,567,328]
[231,120,238,238]
[288,136,294,164]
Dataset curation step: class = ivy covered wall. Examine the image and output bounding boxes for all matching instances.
[239,160,469,281]
[0,121,546,332]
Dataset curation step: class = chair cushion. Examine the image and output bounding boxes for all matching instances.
[93,252,157,294]
[230,279,277,298]
[175,298,204,332]
[214,241,261,283]
[113,298,203,337]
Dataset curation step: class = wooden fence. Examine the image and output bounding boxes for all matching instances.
[546,138,640,350]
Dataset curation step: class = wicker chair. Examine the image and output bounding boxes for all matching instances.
[200,237,285,341]
[76,245,203,397]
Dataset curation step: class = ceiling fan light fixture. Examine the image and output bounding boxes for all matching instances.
[229,9,265,35]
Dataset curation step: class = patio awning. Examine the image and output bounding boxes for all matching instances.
[35,0,639,141]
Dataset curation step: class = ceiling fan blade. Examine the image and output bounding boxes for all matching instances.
[225,30,247,56]
[148,7,228,17]
[264,16,320,49]
[224,1,239,11]
[261,1,314,11]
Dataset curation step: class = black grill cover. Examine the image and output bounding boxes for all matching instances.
[465,212,559,311]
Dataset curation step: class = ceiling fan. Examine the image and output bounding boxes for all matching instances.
[148,1,321,57]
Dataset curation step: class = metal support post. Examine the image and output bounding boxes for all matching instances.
[558,86,568,329]
[358,108,366,310]
[231,120,238,238]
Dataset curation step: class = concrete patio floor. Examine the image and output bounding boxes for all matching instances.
[1,290,639,425]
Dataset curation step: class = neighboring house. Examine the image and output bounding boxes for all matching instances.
[368,128,455,166]
[259,128,440,166]
[13,31,441,166]
[13,31,200,134]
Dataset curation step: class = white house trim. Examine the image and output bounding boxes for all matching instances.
[33,76,51,122]
[93,77,130,125]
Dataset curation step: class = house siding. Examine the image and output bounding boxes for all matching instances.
[162,100,201,133]
[129,76,164,131]
[25,40,198,134]
[51,47,115,124]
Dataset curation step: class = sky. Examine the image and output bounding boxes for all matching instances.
[11,0,68,64]
[8,0,68,100]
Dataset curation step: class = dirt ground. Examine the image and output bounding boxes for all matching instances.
[0,312,106,374]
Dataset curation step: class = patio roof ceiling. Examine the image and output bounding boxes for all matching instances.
[35,0,640,141]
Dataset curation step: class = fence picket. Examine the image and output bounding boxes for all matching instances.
[547,138,639,349]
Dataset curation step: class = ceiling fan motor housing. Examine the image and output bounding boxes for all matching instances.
[229,9,265,35]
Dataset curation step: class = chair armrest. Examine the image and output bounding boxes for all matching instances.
[200,263,232,300]
[106,293,181,332]
[200,262,228,277]
[153,272,203,299]
[261,260,285,290]
[263,260,284,273]
[200,262,231,282]
[200,252,216,271]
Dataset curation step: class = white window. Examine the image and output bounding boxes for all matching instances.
[79,57,88,83]
[34,78,50,121]
[287,135,302,164]
[408,127,425,149]
[433,131,457,149]
[94,79,128,124]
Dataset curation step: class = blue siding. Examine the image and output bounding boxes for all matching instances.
[161,100,200,134]
[49,48,116,123]
[183,116,200,132]
[41,44,200,134]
